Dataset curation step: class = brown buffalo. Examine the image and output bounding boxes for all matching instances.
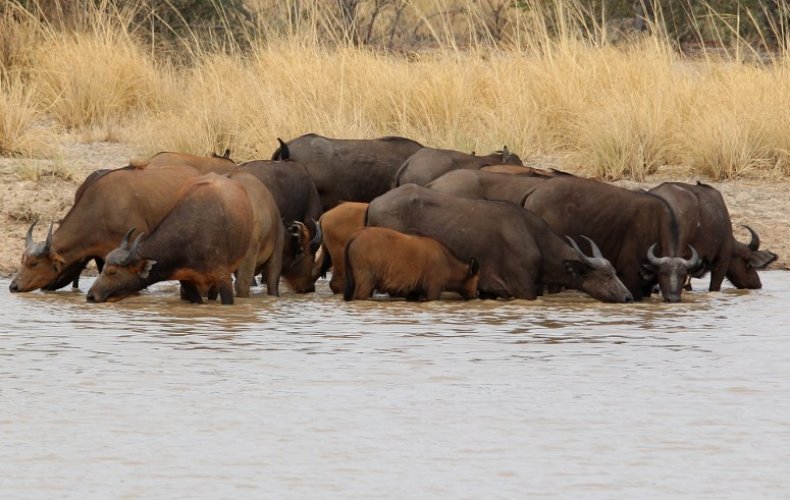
[425,169,551,205]
[392,146,523,187]
[226,171,284,297]
[87,174,256,304]
[10,165,202,293]
[343,227,480,301]
[236,159,322,292]
[271,134,423,211]
[313,202,368,294]
[130,150,236,174]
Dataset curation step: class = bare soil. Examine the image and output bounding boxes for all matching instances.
[0,140,787,279]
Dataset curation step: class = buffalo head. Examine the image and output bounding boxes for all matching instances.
[565,236,633,303]
[283,220,322,293]
[727,225,777,289]
[644,243,700,302]
[459,258,481,300]
[9,221,68,293]
[86,228,156,303]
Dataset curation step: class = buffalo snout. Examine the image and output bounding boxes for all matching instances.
[9,280,19,293]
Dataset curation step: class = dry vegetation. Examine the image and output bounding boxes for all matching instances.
[0,0,788,276]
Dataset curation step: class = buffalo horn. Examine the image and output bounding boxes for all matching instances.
[309,219,322,253]
[26,220,37,248]
[44,222,54,253]
[120,228,136,250]
[288,222,303,237]
[683,245,701,270]
[580,235,605,260]
[565,236,595,267]
[129,232,144,256]
[744,225,760,251]
[646,243,669,266]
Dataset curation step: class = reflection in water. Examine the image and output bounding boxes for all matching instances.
[1,273,790,498]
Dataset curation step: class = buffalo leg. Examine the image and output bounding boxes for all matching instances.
[264,247,283,297]
[234,254,257,298]
[708,258,727,292]
[180,281,203,304]
[218,278,234,305]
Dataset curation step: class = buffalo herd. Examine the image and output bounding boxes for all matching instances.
[9,133,778,305]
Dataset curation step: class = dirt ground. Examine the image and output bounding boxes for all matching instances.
[0,139,788,279]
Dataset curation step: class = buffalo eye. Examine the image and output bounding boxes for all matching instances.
[106,268,117,277]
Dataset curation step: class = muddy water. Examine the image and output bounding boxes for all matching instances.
[2,273,789,498]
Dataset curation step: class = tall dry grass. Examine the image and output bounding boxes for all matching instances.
[3,0,790,179]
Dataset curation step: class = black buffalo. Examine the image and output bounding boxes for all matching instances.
[271,133,423,211]
[649,181,777,290]
[366,184,632,302]
[236,159,323,292]
[523,176,700,302]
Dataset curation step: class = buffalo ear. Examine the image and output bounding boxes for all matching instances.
[468,258,480,277]
[564,260,587,277]
[139,259,157,279]
[639,263,655,281]
[749,250,777,269]
[51,252,66,273]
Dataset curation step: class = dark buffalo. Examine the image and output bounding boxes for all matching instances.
[10,165,202,293]
[129,150,236,174]
[236,159,322,292]
[523,176,700,302]
[314,201,368,294]
[649,181,777,290]
[87,174,257,304]
[343,227,480,301]
[392,146,523,187]
[367,184,632,302]
[271,133,423,211]
[426,169,551,205]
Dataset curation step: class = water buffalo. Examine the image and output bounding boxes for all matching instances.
[392,146,523,187]
[480,165,562,176]
[271,133,423,211]
[236,159,322,292]
[649,181,777,290]
[87,174,256,304]
[129,150,236,174]
[367,184,632,302]
[226,171,284,297]
[343,227,480,301]
[523,176,700,302]
[314,201,368,294]
[425,169,551,205]
[10,165,202,293]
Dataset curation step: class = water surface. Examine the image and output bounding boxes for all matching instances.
[2,274,790,498]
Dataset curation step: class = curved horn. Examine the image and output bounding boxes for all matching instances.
[565,236,595,267]
[683,244,701,270]
[44,222,54,252]
[129,232,144,256]
[580,235,605,260]
[646,243,669,266]
[309,218,322,252]
[288,221,304,236]
[744,224,760,251]
[26,220,38,248]
[120,228,136,250]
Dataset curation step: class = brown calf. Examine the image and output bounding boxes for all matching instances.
[343,227,479,301]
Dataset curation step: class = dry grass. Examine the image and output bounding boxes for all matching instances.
[3,0,790,180]
[0,72,52,157]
